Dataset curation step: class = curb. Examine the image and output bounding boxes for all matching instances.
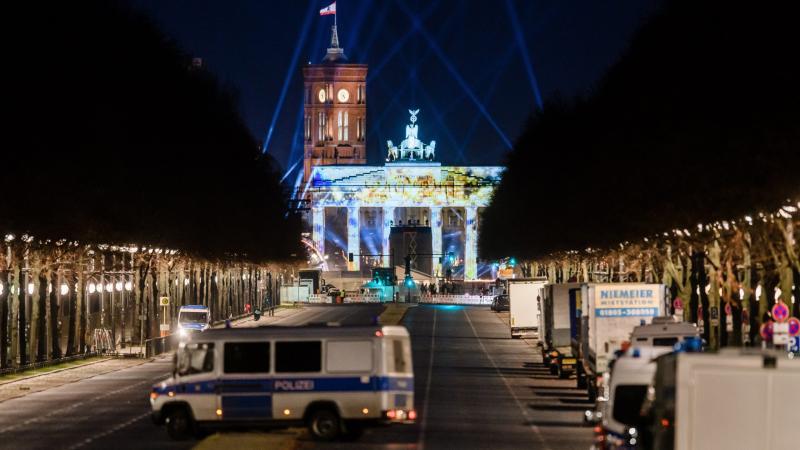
[0,357,112,386]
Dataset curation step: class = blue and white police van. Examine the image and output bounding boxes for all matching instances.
[150,325,415,441]
[176,305,211,339]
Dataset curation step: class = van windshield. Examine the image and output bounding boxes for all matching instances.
[176,343,214,376]
[613,384,649,425]
[179,311,208,325]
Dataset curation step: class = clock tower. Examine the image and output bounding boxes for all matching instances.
[302,24,368,183]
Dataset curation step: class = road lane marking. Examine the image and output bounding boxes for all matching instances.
[0,368,169,434]
[463,308,551,450]
[65,411,151,449]
[417,306,437,450]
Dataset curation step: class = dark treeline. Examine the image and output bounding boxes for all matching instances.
[3,1,302,261]
[481,0,800,259]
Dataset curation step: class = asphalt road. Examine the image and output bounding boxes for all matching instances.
[0,304,592,450]
[0,305,384,450]
[302,305,593,450]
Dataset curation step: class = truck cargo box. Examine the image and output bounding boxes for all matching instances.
[508,278,547,338]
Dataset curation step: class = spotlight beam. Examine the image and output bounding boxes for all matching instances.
[280,158,302,184]
[261,1,316,154]
[367,0,441,83]
[280,102,305,181]
[394,0,512,149]
[504,0,544,110]
[461,43,518,150]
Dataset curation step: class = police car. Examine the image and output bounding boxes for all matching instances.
[177,305,211,339]
[150,325,415,441]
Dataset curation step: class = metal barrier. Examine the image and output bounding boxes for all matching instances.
[420,294,493,305]
[344,295,382,303]
[92,328,115,352]
[308,294,332,304]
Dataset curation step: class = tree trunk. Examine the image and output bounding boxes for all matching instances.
[748,264,758,345]
[36,270,47,362]
[65,270,77,356]
[50,270,61,359]
[151,268,159,338]
[690,252,700,325]
[0,269,9,368]
[78,261,86,353]
[18,265,27,366]
[695,251,710,346]
[793,267,800,319]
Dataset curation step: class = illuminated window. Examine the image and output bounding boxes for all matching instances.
[318,112,326,141]
[337,111,343,141]
[344,112,349,141]
[304,116,311,141]
[357,85,363,103]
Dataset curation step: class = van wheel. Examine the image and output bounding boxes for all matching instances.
[165,407,194,441]
[308,409,341,441]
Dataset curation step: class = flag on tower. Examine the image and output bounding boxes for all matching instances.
[320,2,336,16]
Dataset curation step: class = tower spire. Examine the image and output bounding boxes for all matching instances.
[323,23,347,62]
[330,24,340,49]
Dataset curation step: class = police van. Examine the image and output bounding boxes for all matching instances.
[150,325,415,441]
[177,305,211,338]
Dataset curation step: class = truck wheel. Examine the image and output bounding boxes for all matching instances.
[308,408,341,441]
[165,406,194,441]
[577,373,588,389]
[587,382,598,403]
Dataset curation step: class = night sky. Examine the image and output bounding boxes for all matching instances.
[127,0,661,181]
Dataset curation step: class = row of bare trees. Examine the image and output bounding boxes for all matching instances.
[0,237,291,369]
[518,211,800,350]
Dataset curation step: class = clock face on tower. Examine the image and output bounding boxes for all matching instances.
[318,88,326,103]
[337,88,350,103]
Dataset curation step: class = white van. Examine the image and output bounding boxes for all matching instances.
[150,325,415,441]
[177,305,211,338]
[601,346,673,448]
[629,316,699,348]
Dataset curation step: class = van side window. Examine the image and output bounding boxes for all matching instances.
[224,342,270,373]
[275,341,321,372]
[327,340,372,373]
[177,343,214,376]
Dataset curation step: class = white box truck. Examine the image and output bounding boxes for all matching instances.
[540,283,583,377]
[508,278,547,338]
[576,283,667,401]
[646,350,800,450]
